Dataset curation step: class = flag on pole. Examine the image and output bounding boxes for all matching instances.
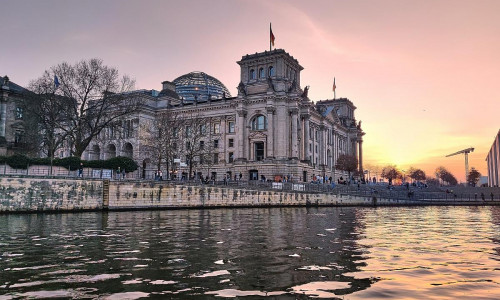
[270,23,275,49]
[54,75,60,89]
[332,77,336,92]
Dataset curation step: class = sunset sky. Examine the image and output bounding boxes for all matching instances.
[1,0,499,182]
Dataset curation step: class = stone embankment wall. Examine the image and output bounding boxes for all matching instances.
[2,178,496,213]
[0,177,103,212]
[107,182,412,209]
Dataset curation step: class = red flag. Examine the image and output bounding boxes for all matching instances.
[270,24,275,47]
[332,77,336,92]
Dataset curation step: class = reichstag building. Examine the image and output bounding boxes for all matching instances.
[83,49,365,182]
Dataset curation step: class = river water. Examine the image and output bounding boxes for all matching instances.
[0,206,499,299]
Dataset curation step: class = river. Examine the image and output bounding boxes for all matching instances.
[1,206,499,299]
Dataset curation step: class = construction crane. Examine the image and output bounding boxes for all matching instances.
[445,147,474,182]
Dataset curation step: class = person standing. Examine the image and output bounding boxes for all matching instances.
[78,163,84,178]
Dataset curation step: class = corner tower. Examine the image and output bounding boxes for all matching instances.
[237,49,304,96]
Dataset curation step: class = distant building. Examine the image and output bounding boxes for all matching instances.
[486,129,500,187]
[0,75,29,156]
[83,48,365,182]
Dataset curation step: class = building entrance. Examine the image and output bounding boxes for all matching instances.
[249,169,258,181]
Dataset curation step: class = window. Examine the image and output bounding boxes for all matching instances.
[186,141,191,149]
[310,128,313,139]
[250,69,256,79]
[173,128,178,138]
[251,115,266,130]
[255,142,265,161]
[309,143,312,151]
[15,107,23,120]
[315,130,319,140]
[199,124,207,134]
[14,131,23,145]
[228,138,234,148]
[259,68,265,78]
[213,153,219,164]
[212,123,220,134]
[315,145,318,153]
[228,121,235,133]
[228,152,234,163]
[200,141,204,150]
[185,126,192,137]
[213,139,219,148]
[172,143,177,150]
[268,66,275,77]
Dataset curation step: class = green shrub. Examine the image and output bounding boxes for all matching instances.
[103,156,138,172]
[56,157,81,170]
[6,154,31,169]
[0,154,138,172]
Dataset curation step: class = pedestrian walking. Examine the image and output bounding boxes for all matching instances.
[78,163,83,178]
[481,192,485,201]
[491,192,494,201]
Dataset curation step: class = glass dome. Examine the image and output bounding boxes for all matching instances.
[173,71,231,101]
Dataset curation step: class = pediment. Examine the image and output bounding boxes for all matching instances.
[248,131,267,139]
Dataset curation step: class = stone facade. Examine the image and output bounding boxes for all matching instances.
[84,49,365,182]
[486,129,500,187]
[0,76,29,156]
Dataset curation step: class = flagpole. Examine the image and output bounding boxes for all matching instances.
[269,23,272,51]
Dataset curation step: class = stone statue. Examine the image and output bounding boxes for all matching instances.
[357,120,362,129]
[301,85,309,98]
[237,81,246,96]
[267,76,275,92]
[288,78,296,92]
[2,75,9,86]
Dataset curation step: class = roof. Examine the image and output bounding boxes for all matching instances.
[0,75,27,93]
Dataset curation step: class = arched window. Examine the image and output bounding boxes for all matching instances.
[268,66,275,77]
[250,69,256,79]
[251,115,267,130]
[259,68,265,78]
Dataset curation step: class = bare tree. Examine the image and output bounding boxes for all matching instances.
[179,113,221,179]
[435,166,458,186]
[467,167,481,186]
[26,72,72,158]
[31,58,138,157]
[141,110,184,179]
[408,167,426,181]
[335,154,358,183]
[381,165,402,184]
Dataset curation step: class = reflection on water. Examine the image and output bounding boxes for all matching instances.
[0,207,498,299]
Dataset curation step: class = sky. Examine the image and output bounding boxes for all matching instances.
[1,0,499,182]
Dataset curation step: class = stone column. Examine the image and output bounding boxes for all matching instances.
[318,125,324,166]
[266,107,275,158]
[358,138,363,173]
[302,114,310,162]
[236,109,247,161]
[275,103,288,160]
[290,108,299,159]
[0,100,6,138]
[0,92,7,138]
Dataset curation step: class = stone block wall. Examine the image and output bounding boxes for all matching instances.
[0,177,103,212]
[107,182,392,209]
